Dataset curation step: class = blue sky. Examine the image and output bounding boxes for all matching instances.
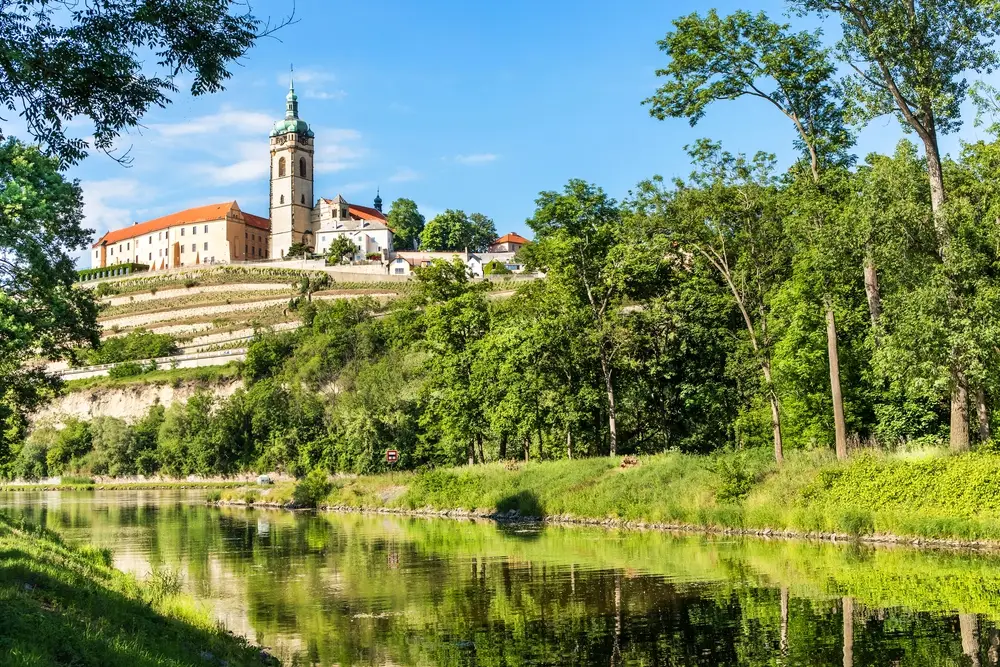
[67,0,998,257]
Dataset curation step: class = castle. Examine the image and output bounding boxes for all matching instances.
[90,79,392,269]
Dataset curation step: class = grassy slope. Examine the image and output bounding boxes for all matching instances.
[226,447,1000,542]
[0,513,274,667]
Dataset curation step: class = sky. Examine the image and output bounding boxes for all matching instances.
[64,0,1000,259]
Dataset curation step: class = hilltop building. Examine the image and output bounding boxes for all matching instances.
[91,78,389,269]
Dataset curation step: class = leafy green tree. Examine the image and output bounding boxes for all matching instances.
[326,237,359,265]
[386,198,425,251]
[792,0,1000,451]
[526,180,637,456]
[45,418,92,474]
[87,329,177,365]
[286,242,310,258]
[420,210,496,252]
[637,145,792,462]
[90,416,132,476]
[0,0,280,165]
[0,140,99,471]
[646,9,856,458]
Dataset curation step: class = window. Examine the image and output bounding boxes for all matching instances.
[192,226,197,235]
[301,194,305,204]
[148,236,152,244]
[94,250,98,258]
[394,267,405,275]
[204,242,208,251]
[245,232,248,239]
[191,244,195,252]
[126,242,130,250]
[203,225,208,233]
[280,194,285,204]
[181,228,185,236]
[158,232,162,240]
[110,247,114,256]
[342,208,348,218]
[278,156,286,177]
[299,157,307,178]
[118,244,122,252]
[180,245,185,254]
[148,253,152,261]
[165,231,169,240]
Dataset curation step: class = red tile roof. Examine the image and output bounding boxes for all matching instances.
[92,201,269,247]
[348,204,387,221]
[493,232,529,245]
[243,212,271,231]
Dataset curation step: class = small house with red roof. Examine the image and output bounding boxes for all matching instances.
[488,232,529,253]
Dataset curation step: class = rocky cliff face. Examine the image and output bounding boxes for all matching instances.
[33,380,243,425]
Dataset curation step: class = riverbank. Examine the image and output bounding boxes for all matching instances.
[218,447,1000,545]
[0,479,257,492]
[0,512,275,666]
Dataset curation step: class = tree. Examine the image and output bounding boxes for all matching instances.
[0,0,288,165]
[286,242,310,259]
[646,9,855,459]
[0,140,99,471]
[527,180,636,456]
[637,144,792,463]
[420,210,497,252]
[792,0,1000,451]
[326,237,359,265]
[386,199,425,251]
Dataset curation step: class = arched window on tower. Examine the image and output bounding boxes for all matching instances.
[301,194,305,204]
[280,195,285,204]
[299,158,307,178]
[278,157,286,177]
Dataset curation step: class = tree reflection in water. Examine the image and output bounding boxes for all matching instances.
[2,489,1000,666]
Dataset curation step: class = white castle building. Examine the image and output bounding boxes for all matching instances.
[91,80,392,269]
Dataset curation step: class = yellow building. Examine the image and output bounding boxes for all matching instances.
[91,201,269,269]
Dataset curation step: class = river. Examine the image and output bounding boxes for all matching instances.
[1,489,998,666]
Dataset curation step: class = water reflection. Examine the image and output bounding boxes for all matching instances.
[2,489,1000,665]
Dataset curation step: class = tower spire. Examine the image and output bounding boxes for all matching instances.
[285,64,299,120]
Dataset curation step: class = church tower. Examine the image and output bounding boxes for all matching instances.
[269,77,315,258]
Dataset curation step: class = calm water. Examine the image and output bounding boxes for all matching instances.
[2,490,1000,666]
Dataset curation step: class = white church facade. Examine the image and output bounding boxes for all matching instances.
[91,80,391,269]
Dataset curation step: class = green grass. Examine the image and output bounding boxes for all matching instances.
[0,512,275,666]
[63,363,241,392]
[222,447,1000,543]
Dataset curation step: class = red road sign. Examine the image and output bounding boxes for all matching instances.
[386,449,399,464]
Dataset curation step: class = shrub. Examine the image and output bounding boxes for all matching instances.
[88,329,177,365]
[184,279,199,288]
[107,361,144,378]
[292,469,332,508]
[61,475,95,486]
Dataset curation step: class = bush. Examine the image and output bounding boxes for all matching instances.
[292,469,332,508]
[88,330,177,365]
[61,475,95,486]
[107,361,144,378]
[184,279,199,288]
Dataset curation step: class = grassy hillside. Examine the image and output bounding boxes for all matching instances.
[0,512,275,666]
[223,447,1000,543]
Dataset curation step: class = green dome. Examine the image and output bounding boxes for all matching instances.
[270,118,314,137]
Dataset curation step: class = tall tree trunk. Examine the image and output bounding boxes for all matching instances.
[952,369,971,453]
[600,352,618,456]
[842,597,854,667]
[976,388,991,443]
[780,587,789,656]
[566,429,573,460]
[523,438,529,463]
[761,361,784,463]
[476,433,485,464]
[961,614,982,667]
[499,433,507,460]
[863,260,882,339]
[467,441,475,466]
[826,303,848,460]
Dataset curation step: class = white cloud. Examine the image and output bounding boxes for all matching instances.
[337,181,377,196]
[388,167,419,183]
[313,128,366,173]
[280,68,343,101]
[194,141,268,186]
[305,89,348,100]
[454,153,499,165]
[80,178,144,241]
[150,110,274,138]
